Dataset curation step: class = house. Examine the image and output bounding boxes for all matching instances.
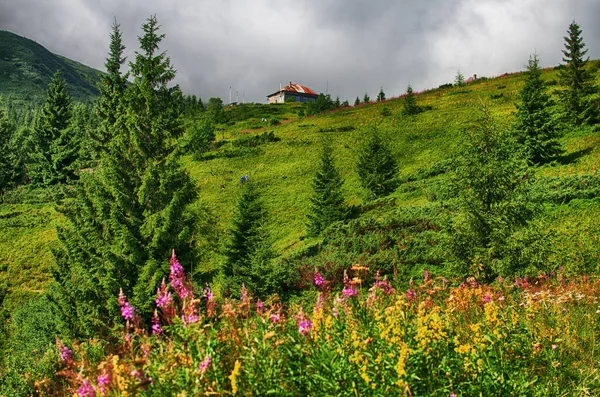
[267,82,318,104]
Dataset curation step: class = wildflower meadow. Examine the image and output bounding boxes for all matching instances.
[50,252,600,396]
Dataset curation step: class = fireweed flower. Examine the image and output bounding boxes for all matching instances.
[170,251,191,300]
[314,268,324,287]
[298,317,313,336]
[342,270,358,298]
[270,312,281,323]
[406,289,416,300]
[152,310,163,335]
[155,279,173,308]
[204,284,213,301]
[424,270,430,282]
[77,380,96,397]
[240,283,248,302]
[484,293,491,303]
[97,373,110,395]
[198,356,211,374]
[121,302,135,321]
[58,342,73,362]
[256,299,264,314]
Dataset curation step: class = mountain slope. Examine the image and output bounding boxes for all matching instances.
[0,30,102,104]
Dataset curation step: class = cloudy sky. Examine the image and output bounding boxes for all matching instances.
[1,0,600,103]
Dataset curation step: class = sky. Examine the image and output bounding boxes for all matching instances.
[1,0,600,103]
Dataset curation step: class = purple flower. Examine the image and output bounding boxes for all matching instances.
[77,380,96,397]
[483,293,491,303]
[314,269,324,287]
[270,312,281,323]
[298,318,312,336]
[204,284,213,301]
[424,270,430,282]
[256,299,264,314]
[406,289,416,300]
[240,283,248,301]
[552,344,557,350]
[198,356,211,374]
[342,284,358,298]
[333,307,339,318]
[450,394,456,397]
[59,344,73,362]
[152,311,163,335]
[155,289,173,308]
[121,302,135,321]
[97,374,110,395]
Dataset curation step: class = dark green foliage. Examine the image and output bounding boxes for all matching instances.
[51,16,198,336]
[93,20,128,158]
[306,93,336,116]
[307,141,348,237]
[356,131,398,198]
[514,54,562,164]
[363,93,370,103]
[341,100,349,107]
[0,99,24,191]
[180,114,215,156]
[377,87,386,102]
[380,107,392,117]
[0,31,101,106]
[334,96,341,108]
[530,173,600,204]
[558,21,598,125]
[222,183,282,297]
[354,96,360,106]
[27,71,78,186]
[207,97,225,123]
[448,107,542,279]
[402,84,421,115]
[71,102,99,168]
[317,125,355,133]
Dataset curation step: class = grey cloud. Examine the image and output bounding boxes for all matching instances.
[1,0,599,103]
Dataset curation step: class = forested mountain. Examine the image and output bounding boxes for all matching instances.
[0,30,102,105]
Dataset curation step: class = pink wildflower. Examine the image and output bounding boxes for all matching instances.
[97,373,110,395]
[256,299,264,314]
[342,270,358,298]
[270,312,281,323]
[483,293,491,303]
[424,270,430,282]
[121,302,135,321]
[198,356,211,374]
[152,310,163,335]
[333,307,339,317]
[298,318,313,336]
[240,283,248,301]
[155,279,173,308]
[552,344,557,350]
[406,289,416,300]
[204,284,213,301]
[58,343,73,362]
[314,269,324,287]
[77,380,96,397]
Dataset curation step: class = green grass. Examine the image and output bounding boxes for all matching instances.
[2,63,600,304]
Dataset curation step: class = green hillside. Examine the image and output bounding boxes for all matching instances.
[0,30,102,106]
[2,64,600,308]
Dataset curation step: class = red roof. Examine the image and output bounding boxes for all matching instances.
[267,83,318,97]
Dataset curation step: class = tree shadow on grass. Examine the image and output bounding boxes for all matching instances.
[556,146,594,165]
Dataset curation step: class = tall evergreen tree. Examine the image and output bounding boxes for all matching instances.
[0,99,18,191]
[356,131,398,198]
[354,96,361,106]
[28,71,77,186]
[94,19,128,157]
[558,21,598,125]
[307,141,348,237]
[363,93,371,103]
[449,107,539,280]
[377,87,386,102]
[222,183,276,297]
[51,16,198,336]
[403,84,420,115]
[514,54,562,163]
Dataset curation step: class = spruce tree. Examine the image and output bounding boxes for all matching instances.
[94,19,128,157]
[356,131,398,198]
[51,16,198,336]
[354,96,360,106]
[558,21,598,125]
[377,87,386,102]
[363,93,371,103]
[0,99,17,191]
[307,141,348,236]
[455,70,465,86]
[28,71,77,186]
[514,54,562,163]
[449,107,538,279]
[403,84,420,115]
[222,183,276,297]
